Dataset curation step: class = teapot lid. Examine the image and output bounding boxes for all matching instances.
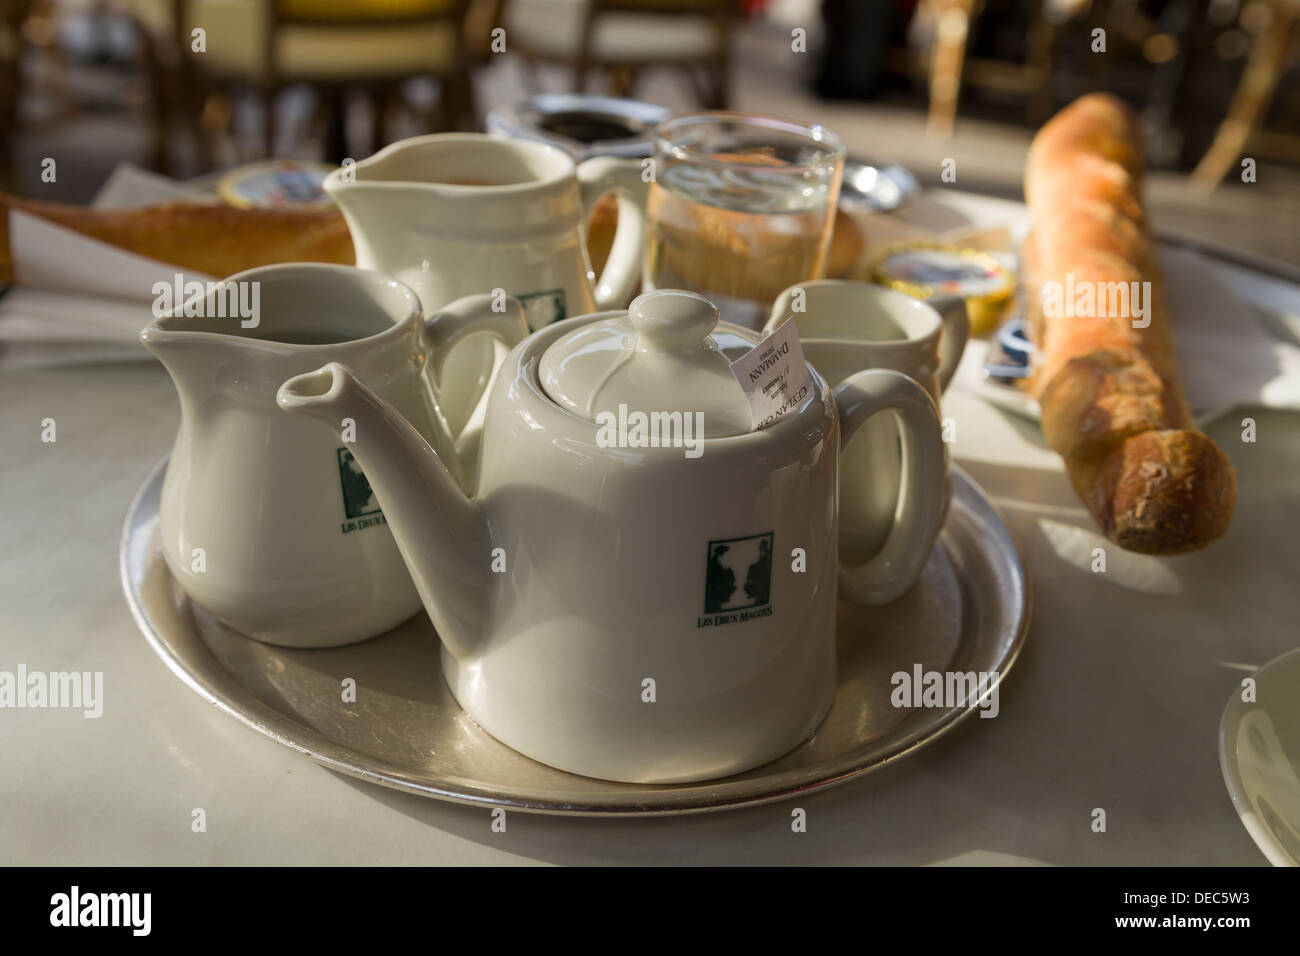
[538,289,756,439]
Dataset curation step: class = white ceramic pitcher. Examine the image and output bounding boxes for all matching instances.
[141,263,527,648]
[324,133,648,439]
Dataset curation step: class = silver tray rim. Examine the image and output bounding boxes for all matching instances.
[120,455,1031,817]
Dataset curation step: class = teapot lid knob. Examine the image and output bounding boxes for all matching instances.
[538,288,761,439]
[629,289,717,352]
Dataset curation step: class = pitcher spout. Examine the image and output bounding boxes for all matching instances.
[277,363,492,660]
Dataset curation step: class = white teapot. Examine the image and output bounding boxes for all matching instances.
[277,289,946,783]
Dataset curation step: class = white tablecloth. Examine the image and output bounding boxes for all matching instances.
[2,193,1296,865]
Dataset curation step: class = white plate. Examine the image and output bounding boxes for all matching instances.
[954,240,1300,427]
[1219,646,1300,866]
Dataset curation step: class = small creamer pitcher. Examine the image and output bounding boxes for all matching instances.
[141,263,527,648]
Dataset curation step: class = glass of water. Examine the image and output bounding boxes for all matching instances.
[645,112,846,329]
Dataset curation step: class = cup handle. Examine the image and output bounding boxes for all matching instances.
[834,369,947,605]
[576,156,649,310]
[929,294,970,392]
[421,292,529,477]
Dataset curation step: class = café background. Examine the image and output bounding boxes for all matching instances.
[0,0,1296,264]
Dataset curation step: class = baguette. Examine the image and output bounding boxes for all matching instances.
[0,194,354,282]
[1023,93,1236,554]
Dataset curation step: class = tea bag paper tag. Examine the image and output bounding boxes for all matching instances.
[728,319,815,431]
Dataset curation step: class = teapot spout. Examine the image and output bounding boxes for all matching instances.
[277,363,491,660]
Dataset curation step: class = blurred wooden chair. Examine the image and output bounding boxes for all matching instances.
[1192,0,1300,190]
[128,0,476,169]
[0,0,28,190]
[463,0,506,63]
[904,0,1086,137]
[504,0,737,108]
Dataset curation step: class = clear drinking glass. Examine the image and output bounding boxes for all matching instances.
[645,112,846,329]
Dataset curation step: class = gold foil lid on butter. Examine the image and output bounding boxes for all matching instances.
[871,241,1015,335]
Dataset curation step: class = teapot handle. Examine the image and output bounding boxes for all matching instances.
[833,369,947,606]
[421,293,529,479]
[576,156,649,310]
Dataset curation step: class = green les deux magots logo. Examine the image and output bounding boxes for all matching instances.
[700,532,774,628]
[337,447,386,534]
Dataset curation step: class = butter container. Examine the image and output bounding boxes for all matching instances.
[218,160,336,210]
[871,241,1015,335]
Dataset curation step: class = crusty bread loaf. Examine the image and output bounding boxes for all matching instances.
[1023,93,1236,554]
[0,194,354,282]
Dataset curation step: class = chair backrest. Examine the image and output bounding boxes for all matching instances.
[265,0,473,84]
[581,0,738,66]
[274,0,469,26]
[588,0,738,14]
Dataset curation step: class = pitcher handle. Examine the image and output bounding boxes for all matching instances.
[576,156,649,310]
[833,369,946,606]
[421,293,529,477]
[929,294,970,392]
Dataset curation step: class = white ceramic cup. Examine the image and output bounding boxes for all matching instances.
[765,280,969,602]
[141,263,527,648]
